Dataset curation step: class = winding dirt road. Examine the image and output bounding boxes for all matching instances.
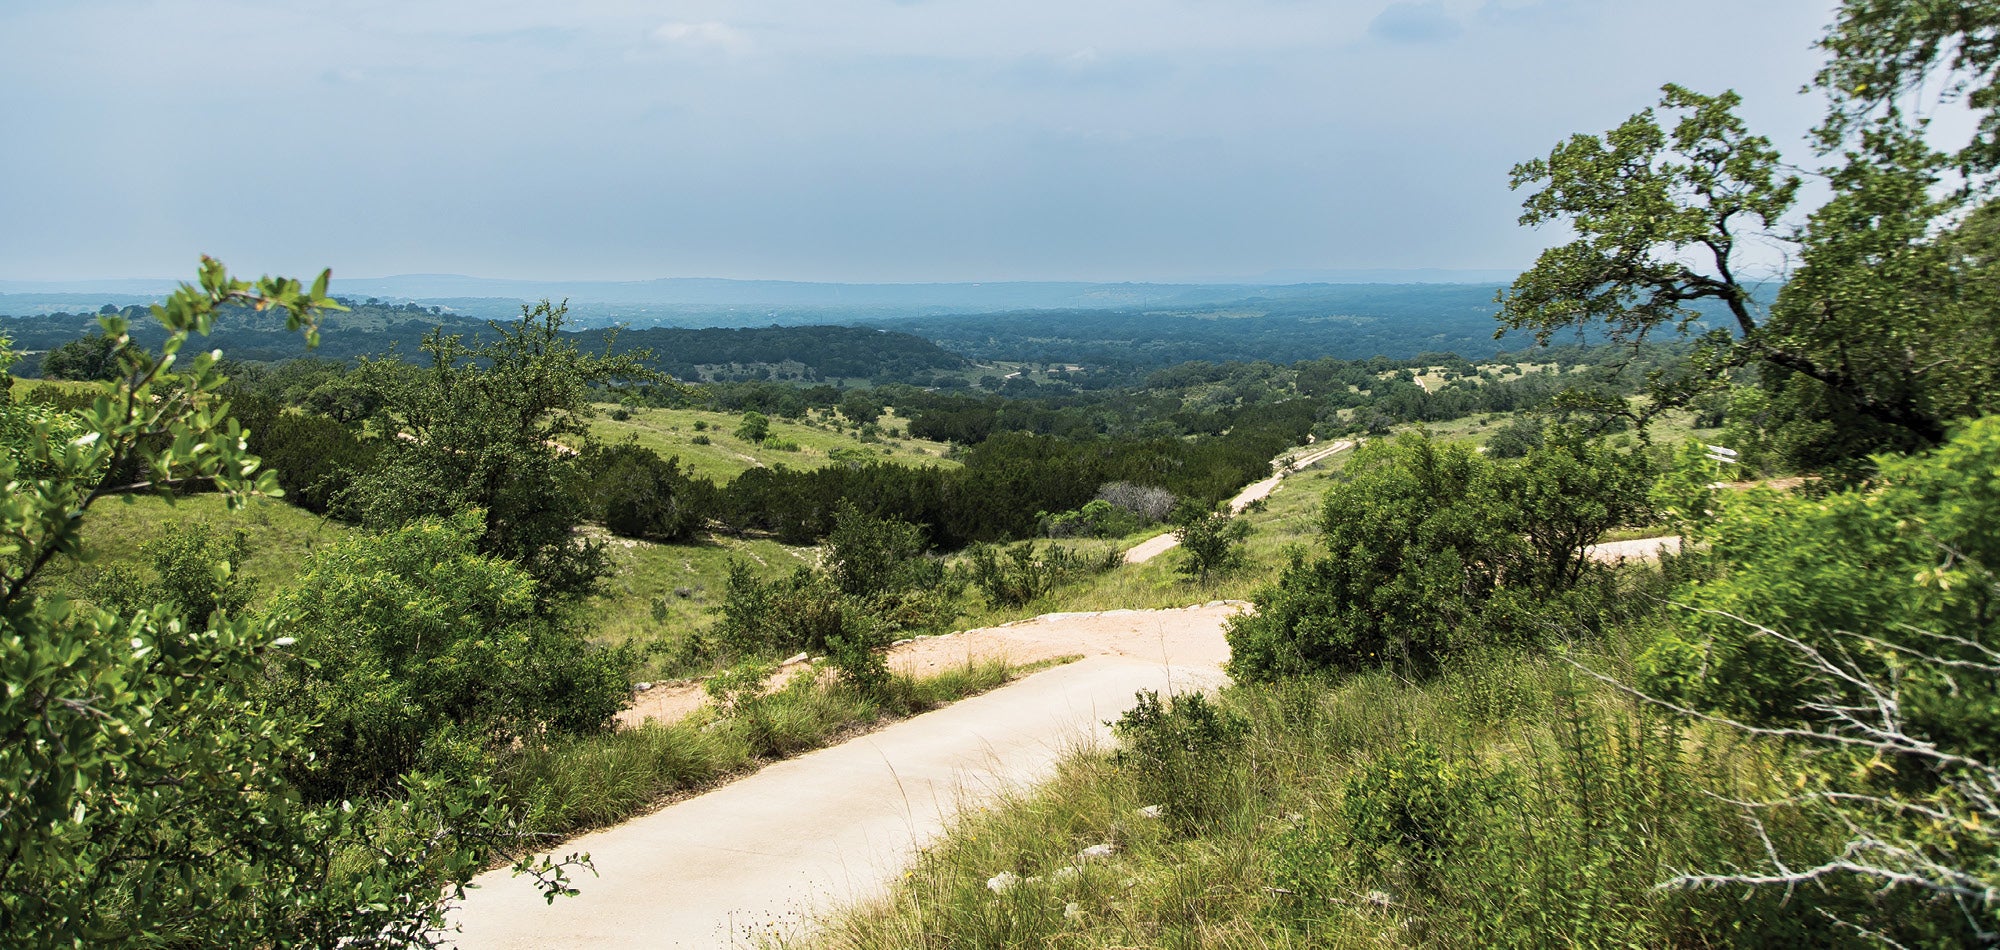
[449,603,1245,949]
[1124,439,1354,565]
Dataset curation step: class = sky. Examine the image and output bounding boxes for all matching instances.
[0,1,1842,284]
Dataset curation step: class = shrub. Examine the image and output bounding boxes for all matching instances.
[579,441,715,542]
[1339,738,1511,881]
[734,411,770,443]
[710,562,854,659]
[964,540,1117,609]
[263,514,631,800]
[1228,431,1647,681]
[1113,689,1249,835]
[1629,419,2000,937]
[1172,503,1250,584]
[827,621,892,698]
[704,659,777,714]
[1039,498,1145,539]
[231,394,379,514]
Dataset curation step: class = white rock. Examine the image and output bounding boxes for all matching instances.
[633,681,654,692]
[781,652,809,665]
[1136,805,1162,819]
[1078,843,1116,861]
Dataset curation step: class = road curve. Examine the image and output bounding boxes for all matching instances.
[1124,439,1354,565]
[449,603,1242,949]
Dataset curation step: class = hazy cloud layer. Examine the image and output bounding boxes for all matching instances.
[0,1,1837,282]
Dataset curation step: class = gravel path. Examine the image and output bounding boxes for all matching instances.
[450,602,1246,949]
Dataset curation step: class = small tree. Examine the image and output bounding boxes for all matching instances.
[342,299,659,605]
[1173,503,1249,585]
[735,410,771,444]
[37,330,122,381]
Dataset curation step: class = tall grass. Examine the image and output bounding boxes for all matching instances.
[798,634,1941,948]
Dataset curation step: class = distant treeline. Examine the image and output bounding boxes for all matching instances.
[861,289,1744,370]
[861,285,1520,368]
[1,301,962,384]
[574,324,964,383]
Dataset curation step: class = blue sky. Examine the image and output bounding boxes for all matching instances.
[0,1,1838,283]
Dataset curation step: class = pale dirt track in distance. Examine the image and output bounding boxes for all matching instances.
[1123,438,1354,565]
[449,602,1246,949]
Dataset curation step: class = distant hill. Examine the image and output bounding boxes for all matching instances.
[861,284,1529,367]
[0,303,963,383]
[2,275,1525,327]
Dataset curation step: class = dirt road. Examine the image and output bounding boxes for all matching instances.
[1124,439,1353,565]
[450,603,1245,949]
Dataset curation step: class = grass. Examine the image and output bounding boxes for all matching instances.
[498,655,1079,847]
[585,404,959,483]
[587,530,822,678]
[791,622,1868,949]
[40,493,354,609]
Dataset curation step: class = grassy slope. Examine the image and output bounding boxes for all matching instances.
[796,634,1832,949]
[591,531,820,678]
[42,494,354,609]
[583,404,958,483]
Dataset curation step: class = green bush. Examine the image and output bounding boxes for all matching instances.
[1171,502,1250,584]
[1228,431,1648,681]
[709,562,857,660]
[964,540,1118,609]
[231,394,379,514]
[1039,498,1146,539]
[1338,738,1511,882]
[1629,418,2000,938]
[578,441,715,542]
[734,411,770,443]
[1113,689,1249,835]
[264,513,631,800]
[82,521,253,627]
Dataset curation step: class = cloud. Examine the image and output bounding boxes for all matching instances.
[652,21,750,53]
[1368,2,1463,44]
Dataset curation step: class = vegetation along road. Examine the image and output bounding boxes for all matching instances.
[449,603,1244,948]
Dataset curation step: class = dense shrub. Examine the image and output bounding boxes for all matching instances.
[231,394,379,514]
[578,441,715,542]
[964,540,1119,609]
[1040,498,1147,539]
[1113,690,1249,836]
[1629,419,2000,936]
[263,514,631,800]
[1228,431,1648,681]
